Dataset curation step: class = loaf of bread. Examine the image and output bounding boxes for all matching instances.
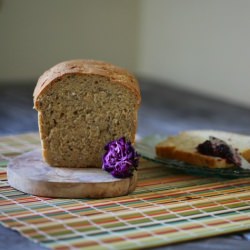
[155,130,250,168]
[33,59,141,168]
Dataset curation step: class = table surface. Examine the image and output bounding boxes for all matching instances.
[0,78,250,250]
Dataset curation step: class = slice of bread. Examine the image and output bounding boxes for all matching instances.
[33,59,141,168]
[155,130,250,168]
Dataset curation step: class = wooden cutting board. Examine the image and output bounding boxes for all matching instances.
[7,149,137,198]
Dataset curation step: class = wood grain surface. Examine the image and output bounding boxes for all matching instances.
[7,149,137,198]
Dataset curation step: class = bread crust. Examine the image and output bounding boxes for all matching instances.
[33,59,141,109]
[155,145,232,168]
[155,130,250,168]
[33,59,141,168]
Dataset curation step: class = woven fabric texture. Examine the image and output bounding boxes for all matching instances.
[0,133,250,250]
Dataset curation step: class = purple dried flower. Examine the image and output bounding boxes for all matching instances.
[102,137,140,178]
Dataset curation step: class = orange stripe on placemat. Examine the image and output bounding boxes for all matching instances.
[1,133,250,250]
[0,171,7,180]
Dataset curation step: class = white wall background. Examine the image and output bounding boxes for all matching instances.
[0,0,139,81]
[1,0,250,107]
[137,0,250,107]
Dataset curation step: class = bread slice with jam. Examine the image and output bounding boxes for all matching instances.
[155,130,250,168]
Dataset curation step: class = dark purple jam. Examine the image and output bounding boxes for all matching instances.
[197,136,241,167]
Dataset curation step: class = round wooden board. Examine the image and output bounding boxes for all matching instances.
[7,149,137,198]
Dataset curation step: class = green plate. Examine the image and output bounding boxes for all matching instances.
[135,135,250,178]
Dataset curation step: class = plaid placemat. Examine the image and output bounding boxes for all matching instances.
[0,133,250,250]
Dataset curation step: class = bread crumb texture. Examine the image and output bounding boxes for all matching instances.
[34,60,141,168]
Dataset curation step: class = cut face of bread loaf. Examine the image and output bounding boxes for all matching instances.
[155,130,250,168]
[33,60,141,168]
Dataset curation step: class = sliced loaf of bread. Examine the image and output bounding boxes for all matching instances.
[155,130,250,168]
[33,59,141,168]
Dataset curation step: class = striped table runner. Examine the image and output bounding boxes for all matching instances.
[0,133,250,250]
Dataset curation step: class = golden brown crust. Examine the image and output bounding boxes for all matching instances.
[241,149,250,162]
[155,130,250,168]
[155,145,232,168]
[33,59,141,109]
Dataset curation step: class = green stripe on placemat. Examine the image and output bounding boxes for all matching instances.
[0,133,250,250]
